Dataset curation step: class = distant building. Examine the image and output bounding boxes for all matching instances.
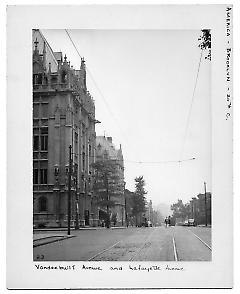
[152,210,163,226]
[146,200,153,224]
[190,192,211,225]
[124,189,135,226]
[95,136,125,226]
[33,29,99,228]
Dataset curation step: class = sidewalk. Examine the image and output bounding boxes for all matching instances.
[33,226,127,247]
[33,232,67,240]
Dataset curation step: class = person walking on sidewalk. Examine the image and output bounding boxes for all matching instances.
[168,216,171,227]
[165,217,168,228]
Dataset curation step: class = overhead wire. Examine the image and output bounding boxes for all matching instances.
[75,152,195,164]
[65,29,199,167]
[176,46,204,199]
[126,157,196,164]
[65,29,131,149]
[179,49,203,161]
[65,30,113,119]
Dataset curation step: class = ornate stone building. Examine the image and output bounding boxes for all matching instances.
[95,136,125,226]
[33,29,99,228]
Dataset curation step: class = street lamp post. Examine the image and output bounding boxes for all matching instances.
[191,200,194,219]
[75,175,79,230]
[123,182,128,227]
[67,145,72,235]
[121,206,124,226]
[105,174,110,229]
[204,182,207,227]
[124,193,128,227]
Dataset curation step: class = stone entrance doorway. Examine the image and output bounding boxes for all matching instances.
[84,210,90,226]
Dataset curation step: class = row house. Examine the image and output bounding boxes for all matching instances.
[190,192,212,225]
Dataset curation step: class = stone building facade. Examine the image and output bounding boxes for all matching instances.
[95,136,125,226]
[33,29,99,228]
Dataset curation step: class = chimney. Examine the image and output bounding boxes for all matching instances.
[107,137,112,143]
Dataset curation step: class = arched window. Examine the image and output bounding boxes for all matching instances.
[61,71,67,83]
[39,196,47,212]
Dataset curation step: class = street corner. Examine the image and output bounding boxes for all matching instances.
[33,234,76,248]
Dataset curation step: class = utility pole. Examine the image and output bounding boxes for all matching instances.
[67,145,72,235]
[191,200,194,219]
[204,181,207,227]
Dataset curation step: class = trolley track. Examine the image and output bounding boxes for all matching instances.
[87,227,211,262]
[87,239,123,261]
[128,228,156,261]
[172,228,212,261]
[87,228,157,261]
[188,229,212,250]
[172,236,179,261]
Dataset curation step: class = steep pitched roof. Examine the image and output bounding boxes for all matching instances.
[96,136,122,160]
[32,29,59,72]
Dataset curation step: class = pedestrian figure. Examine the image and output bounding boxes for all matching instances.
[165,217,168,228]
[168,216,171,227]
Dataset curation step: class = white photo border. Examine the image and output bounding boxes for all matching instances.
[7,4,232,289]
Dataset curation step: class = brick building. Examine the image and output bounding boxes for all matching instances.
[190,192,211,225]
[33,29,99,228]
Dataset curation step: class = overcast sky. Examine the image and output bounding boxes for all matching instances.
[42,29,211,209]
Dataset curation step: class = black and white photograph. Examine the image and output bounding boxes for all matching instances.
[6,4,233,290]
[32,28,212,262]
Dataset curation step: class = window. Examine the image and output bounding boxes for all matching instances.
[88,144,91,173]
[51,76,58,84]
[54,166,59,176]
[40,128,48,151]
[73,164,78,180]
[33,74,38,85]
[41,127,48,135]
[41,104,48,118]
[33,136,39,151]
[39,196,47,212]
[32,72,43,85]
[82,152,85,171]
[75,132,78,143]
[89,145,91,157]
[33,73,43,85]
[33,169,39,184]
[61,71,67,83]
[37,74,43,84]
[41,136,48,151]
[33,104,39,118]
[44,76,48,85]
[40,169,48,184]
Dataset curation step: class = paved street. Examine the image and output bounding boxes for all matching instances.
[33,226,211,261]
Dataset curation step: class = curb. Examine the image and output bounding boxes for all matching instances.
[34,226,127,232]
[33,235,67,241]
[33,235,75,248]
